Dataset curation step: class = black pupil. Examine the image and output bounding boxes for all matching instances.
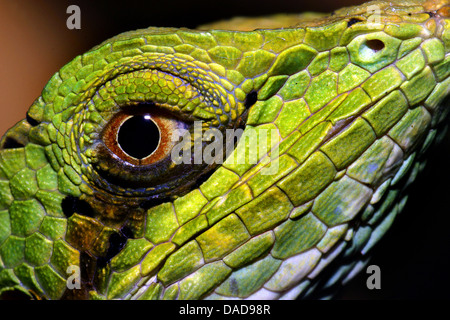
[117,115,160,159]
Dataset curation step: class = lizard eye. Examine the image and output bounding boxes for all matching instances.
[88,100,233,199]
[94,104,201,193]
[76,67,244,199]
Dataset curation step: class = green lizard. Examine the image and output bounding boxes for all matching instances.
[0,0,449,300]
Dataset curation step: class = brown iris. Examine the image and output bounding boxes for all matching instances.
[102,107,181,166]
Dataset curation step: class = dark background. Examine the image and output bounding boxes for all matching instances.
[0,0,449,300]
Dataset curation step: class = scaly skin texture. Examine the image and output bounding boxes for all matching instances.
[0,0,450,300]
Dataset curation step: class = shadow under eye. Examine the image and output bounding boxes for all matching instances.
[96,226,134,268]
[365,39,385,52]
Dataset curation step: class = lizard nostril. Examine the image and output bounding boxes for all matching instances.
[365,39,385,52]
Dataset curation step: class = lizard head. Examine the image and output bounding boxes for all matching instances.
[0,0,449,300]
